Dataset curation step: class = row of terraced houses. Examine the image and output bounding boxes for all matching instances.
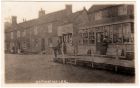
[4,4,134,59]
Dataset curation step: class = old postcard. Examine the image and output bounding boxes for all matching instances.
[1,0,136,86]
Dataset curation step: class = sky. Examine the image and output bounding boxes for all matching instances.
[2,2,95,23]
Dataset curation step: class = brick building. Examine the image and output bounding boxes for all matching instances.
[4,4,134,59]
[5,5,72,54]
[4,5,89,55]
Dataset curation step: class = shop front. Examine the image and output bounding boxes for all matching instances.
[57,23,74,55]
[78,22,134,59]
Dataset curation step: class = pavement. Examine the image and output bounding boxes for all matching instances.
[5,54,135,83]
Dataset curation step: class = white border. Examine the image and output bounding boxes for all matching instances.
[1,0,139,88]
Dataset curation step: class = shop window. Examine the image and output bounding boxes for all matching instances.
[83,31,88,38]
[79,29,89,45]
[89,32,95,44]
[79,33,83,45]
[96,32,103,43]
[130,23,134,43]
[103,26,109,37]
[83,30,88,45]
[109,25,113,43]
[118,24,123,43]
[112,24,123,43]
[123,23,131,43]
[113,25,119,43]
[83,39,88,45]
[67,33,72,43]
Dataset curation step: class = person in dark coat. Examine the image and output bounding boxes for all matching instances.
[101,36,109,55]
[53,47,57,58]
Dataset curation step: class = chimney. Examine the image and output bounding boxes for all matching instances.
[83,7,87,11]
[65,4,72,15]
[39,8,45,18]
[23,18,26,22]
[11,16,17,25]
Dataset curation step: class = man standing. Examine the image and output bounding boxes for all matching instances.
[101,36,109,55]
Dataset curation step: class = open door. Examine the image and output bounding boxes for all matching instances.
[41,38,45,51]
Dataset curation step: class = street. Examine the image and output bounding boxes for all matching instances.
[5,54,135,83]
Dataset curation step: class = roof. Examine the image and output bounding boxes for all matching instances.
[88,5,117,13]
[5,9,69,32]
[68,9,86,23]
[38,9,68,24]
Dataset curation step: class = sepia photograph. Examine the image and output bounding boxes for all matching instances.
[2,0,135,84]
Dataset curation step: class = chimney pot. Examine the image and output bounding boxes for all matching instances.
[11,16,17,25]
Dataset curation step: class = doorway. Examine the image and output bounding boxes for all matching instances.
[96,32,103,54]
[41,38,45,51]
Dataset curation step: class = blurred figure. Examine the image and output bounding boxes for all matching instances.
[101,36,109,55]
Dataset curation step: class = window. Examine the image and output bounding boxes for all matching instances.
[83,30,88,45]
[103,26,109,37]
[112,24,123,43]
[48,38,52,47]
[67,33,72,43]
[79,29,89,45]
[22,30,26,37]
[17,31,20,38]
[102,9,109,18]
[109,25,113,43]
[123,23,131,43]
[34,38,39,47]
[130,23,134,43]
[79,32,83,45]
[118,5,128,15]
[83,31,88,38]
[118,24,123,43]
[113,25,119,43]
[83,38,88,45]
[11,32,14,39]
[95,11,102,20]
[34,27,38,35]
[89,31,95,44]
[26,39,30,48]
[48,24,52,33]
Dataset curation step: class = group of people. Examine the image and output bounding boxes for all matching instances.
[53,42,66,58]
[53,35,110,57]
